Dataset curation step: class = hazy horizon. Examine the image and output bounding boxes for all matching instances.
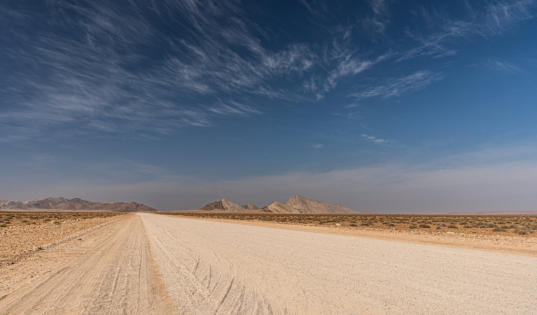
[2,1,537,212]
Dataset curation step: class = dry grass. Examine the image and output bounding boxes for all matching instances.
[164,212,537,237]
[0,211,120,229]
[0,211,123,267]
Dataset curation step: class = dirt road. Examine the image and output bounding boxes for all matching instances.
[0,214,172,314]
[2,213,537,314]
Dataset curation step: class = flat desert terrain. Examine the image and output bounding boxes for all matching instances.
[0,211,123,267]
[1,213,537,314]
[172,212,537,255]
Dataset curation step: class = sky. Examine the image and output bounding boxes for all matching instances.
[1,0,537,212]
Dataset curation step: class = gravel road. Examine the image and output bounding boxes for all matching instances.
[1,213,537,314]
[0,214,173,314]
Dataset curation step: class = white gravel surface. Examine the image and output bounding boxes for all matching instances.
[142,213,537,314]
[1,213,537,314]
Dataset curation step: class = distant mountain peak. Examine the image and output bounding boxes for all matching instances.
[201,198,245,212]
[288,194,303,201]
[0,197,156,212]
[267,194,356,214]
[199,195,356,214]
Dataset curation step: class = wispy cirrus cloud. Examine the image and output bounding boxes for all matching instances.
[350,70,443,100]
[399,0,536,61]
[0,1,321,141]
[2,0,535,143]
[361,134,387,144]
[363,0,390,34]
[323,53,390,95]
[297,0,328,17]
[0,0,391,141]
[302,31,391,99]
[483,0,536,33]
[1,1,219,139]
[207,101,261,116]
[398,20,468,61]
[487,59,522,73]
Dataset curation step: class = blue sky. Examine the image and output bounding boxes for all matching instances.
[1,0,537,211]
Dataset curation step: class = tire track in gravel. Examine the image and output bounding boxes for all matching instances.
[141,213,537,314]
[0,214,174,314]
[3,212,537,314]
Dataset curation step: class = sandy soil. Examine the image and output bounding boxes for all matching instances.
[0,212,123,267]
[2,213,537,314]
[0,214,173,314]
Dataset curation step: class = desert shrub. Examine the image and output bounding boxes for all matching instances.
[500,225,516,229]
[516,230,530,235]
[419,224,431,228]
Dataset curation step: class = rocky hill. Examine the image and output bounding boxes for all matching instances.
[200,198,245,212]
[265,194,356,214]
[242,204,259,210]
[200,195,356,214]
[0,197,156,212]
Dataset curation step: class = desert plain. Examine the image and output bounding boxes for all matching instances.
[1,210,537,314]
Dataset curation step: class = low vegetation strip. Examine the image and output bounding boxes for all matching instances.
[0,211,124,267]
[167,212,537,237]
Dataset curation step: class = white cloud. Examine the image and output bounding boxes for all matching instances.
[483,0,536,33]
[489,59,522,73]
[320,51,391,97]
[0,1,324,141]
[364,0,390,34]
[312,143,324,149]
[325,57,373,91]
[361,134,386,144]
[3,0,534,142]
[398,20,472,61]
[297,0,327,16]
[2,1,396,141]
[399,0,536,61]
[351,70,442,100]
[208,101,261,116]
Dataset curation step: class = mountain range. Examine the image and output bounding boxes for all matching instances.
[200,194,356,214]
[0,197,156,212]
[1,195,356,214]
